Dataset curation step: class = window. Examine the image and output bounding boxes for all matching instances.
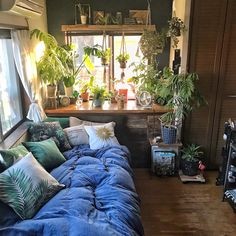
[70,34,143,99]
[0,35,23,141]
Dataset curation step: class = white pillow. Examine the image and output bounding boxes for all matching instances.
[64,125,89,146]
[84,122,119,150]
[69,117,111,127]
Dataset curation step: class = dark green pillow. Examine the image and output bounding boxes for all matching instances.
[0,152,64,219]
[0,145,29,172]
[44,117,69,129]
[23,139,66,170]
[27,121,71,151]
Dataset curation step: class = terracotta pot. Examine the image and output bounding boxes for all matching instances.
[80,92,89,102]
[119,61,127,69]
[47,84,57,97]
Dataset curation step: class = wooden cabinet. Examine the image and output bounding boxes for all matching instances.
[184,0,236,168]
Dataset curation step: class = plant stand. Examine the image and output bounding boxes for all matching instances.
[179,170,206,183]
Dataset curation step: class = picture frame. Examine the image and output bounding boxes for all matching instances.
[93,10,105,25]
[129,10,149,25]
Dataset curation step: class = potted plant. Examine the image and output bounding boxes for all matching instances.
[84,44,111,66]
[167,16,186,48]
[77,75,94,102]
[157,67,206,144]
[116,53,130,69]
[181,144,204,176]
[78,3,88,25]
[30,29,68,97]
[91,85,106,107]
[70,90,79,104]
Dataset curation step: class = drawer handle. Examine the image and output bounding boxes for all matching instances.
[227,95,236,98]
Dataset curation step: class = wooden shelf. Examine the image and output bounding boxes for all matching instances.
[45,100,169,116]
[61,24,156,34]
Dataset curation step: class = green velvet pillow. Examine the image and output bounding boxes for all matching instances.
[44,117,69,129]
[0,152,64,219]
[23,139,66,170]
[27,121,71,151]
[0,145,29,172]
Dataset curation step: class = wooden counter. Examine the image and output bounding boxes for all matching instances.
[45,100,168,168]
[45,100,169,115]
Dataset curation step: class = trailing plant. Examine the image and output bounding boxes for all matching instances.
[181,144,203,162]
[139,29,166,64]
[168,16,186,48]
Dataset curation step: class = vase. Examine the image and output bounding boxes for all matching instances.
[65,86,73,97]
[47,84,57,97]
[93,99,102,107]
[81,15,87,25]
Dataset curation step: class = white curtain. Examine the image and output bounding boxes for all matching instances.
[11,30,46,122]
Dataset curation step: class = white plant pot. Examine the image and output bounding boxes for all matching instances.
[81,15,87,25]
[65,86,73,97]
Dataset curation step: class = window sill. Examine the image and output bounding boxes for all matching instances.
[45,100,169,116]
[0,121,29,149]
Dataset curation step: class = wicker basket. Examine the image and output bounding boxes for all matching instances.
[161,125,177,144]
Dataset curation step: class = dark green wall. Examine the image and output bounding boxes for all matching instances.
[46,0,172,68]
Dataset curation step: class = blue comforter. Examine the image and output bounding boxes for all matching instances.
[0,145,144,236]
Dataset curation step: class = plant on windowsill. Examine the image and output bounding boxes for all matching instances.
[181,144,205,176]
[116,53,130,69]
[70,90,79,104]
[78,75,94,102]
[157,67,206,144]
[91,85,107,107]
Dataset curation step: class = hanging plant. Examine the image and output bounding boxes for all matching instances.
[116,53,130,69]
[167,16,186,48]
[139,29,166,64]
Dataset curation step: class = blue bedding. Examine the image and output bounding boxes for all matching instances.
[0,145,144,236]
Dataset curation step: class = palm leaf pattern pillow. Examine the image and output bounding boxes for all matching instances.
[0,152,64,219]
[27,121,71,151]
[0,145,29,172]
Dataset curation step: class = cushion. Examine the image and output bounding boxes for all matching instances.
[84,122,120,150]
[23,139,66,171]
[0,152,64,220]
[28,121,71,151]
[63,125,89,146]
[44,117,69,129]
[0,145,29,172]
[69,117,107,127]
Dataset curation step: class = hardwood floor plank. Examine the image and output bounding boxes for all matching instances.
[134,169,236,236]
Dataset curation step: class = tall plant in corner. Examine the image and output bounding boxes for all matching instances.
[157,67,206,144]
[30,29,69,97]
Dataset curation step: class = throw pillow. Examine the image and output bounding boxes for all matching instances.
[63,125,89,146]
[69,116,109,127]
[27,121,71,151]
[0,145,29,171]
[23,139,66,171]
[84,122,120,150]
[0,152,64,220]
[44,117,69,129]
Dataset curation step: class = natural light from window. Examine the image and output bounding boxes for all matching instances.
[0,39,22,135]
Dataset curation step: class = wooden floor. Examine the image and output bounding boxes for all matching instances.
[134,169,236,236]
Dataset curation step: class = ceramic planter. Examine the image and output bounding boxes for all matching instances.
[65,86,73,97]
[119,61,127,69]
[47,84,57,97]
[93,99,102,107]
[80,15,87,25]
[181,159,199,176]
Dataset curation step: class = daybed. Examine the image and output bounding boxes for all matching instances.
[0,118,144,236]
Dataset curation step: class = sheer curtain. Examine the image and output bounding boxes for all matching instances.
[11,30,46,122]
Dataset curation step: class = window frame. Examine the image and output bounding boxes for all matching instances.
[0,30,24,142]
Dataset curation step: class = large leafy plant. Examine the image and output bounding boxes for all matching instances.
[30,29,68,86]
[181,144,203,162]
[157,67,206,126]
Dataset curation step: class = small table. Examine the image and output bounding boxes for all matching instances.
[149,138,182,175]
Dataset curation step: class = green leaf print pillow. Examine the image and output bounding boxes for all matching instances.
[0,152,64,220]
